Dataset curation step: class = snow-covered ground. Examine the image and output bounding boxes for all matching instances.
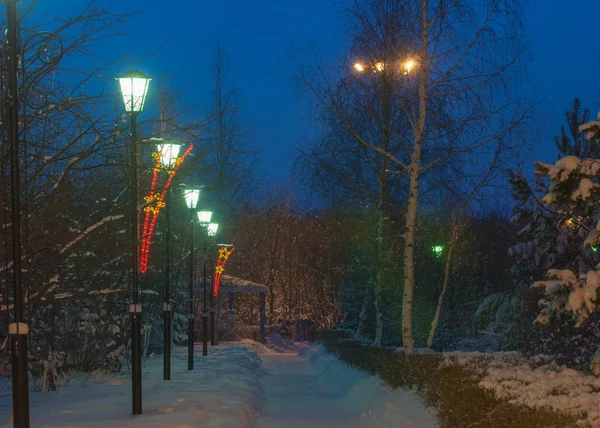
[442,351,600,426]
[256,344,439,428]
[0,338,439,427]
[0,343,264,428]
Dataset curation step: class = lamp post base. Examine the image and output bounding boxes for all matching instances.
[10,324,30,428]
[187,317,194,370]
[131,307,143,415]
[202,315,208,356]
[163,306,171,380]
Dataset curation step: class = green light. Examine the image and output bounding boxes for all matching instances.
[593,246,598,254]
[432,245,444,258]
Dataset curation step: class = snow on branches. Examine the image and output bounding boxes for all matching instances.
[533,269,600,326]
[532,149,600,326]
[579,110,600,141]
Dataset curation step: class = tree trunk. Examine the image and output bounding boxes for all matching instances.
[354,286,370,339]
[374,205,385,346]
[402,0,429,355]
[427,244,453,351]
[402,167,420,354]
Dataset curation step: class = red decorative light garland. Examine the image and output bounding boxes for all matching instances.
[213,246,235,296]
[139,144,194,274]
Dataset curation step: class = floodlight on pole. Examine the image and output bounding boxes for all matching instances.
[354,62,365,72]
[403,59,416,74]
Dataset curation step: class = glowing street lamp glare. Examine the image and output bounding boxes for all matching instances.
[117,70,151,113]
[354,62,365,72]
[404,59,415,73]
[432,245,444,258]
[375,62,385,72]
[207,223,219,237]
[183,189,200,209]
[157,143,182,168]
[197,211,213,224]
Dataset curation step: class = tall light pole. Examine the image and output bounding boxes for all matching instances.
[5,1,29,426]
[117,69,151,416]
[156,142,182,381]
[197,212,213,356]
[184,189,201,369]
[207,223,220,345]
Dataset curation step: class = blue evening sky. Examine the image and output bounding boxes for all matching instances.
[34,0,600,184]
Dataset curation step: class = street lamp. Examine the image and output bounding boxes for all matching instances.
[117,69,151,416]
[197,212,213,356]
[184,188,201,369]
[208,223,219,237]
[432,245,444,258]
[156,141,182,381]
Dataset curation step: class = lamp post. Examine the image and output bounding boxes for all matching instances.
[184,189,201,369]
[156,142,182,381]
[117,69,151,416]
[197,212,213,356]
[208,223,219,345]
[5,2,29,426]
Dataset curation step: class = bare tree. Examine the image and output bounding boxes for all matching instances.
[0,0,205,376]
[296,0,530,353]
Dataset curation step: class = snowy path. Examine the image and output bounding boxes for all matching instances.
[255,347,438,428]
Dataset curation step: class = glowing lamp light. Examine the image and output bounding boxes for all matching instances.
[403,59,416,73]
[197,211,213,224]
[157,143,182,169]
[375,62,385,72]
[207,223,219,237]
[354,62,365,72]
[592,246,598,254]
[117,70,151,113]
[432,245,444,258]
[183,189,200,209]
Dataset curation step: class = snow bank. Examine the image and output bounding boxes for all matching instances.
[0,344,264,428]
[442,352,600,426]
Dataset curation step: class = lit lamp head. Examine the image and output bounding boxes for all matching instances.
[402,59,416,74]
[197,211,213,225]
[183,188,200,209]
[432,245,444,258]
[117,70,151,114]
[157,142,182,169]
[207,223,219,237]
[353,62,365,72]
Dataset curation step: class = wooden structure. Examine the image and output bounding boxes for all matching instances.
[218,275,268,342]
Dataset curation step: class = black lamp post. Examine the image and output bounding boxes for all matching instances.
[207,223,219,346]
[5,2,29,426]
[117,69,151,416]
[184,189,201,369]
[197,212,213,356]
[3,4,64,425]
[156,142,182,381]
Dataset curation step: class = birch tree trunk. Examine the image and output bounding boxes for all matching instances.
[402,0,429,355]
[427,244,453,351]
